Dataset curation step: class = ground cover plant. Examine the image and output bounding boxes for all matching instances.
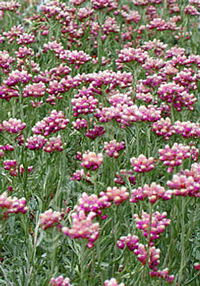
[1,0,200,285]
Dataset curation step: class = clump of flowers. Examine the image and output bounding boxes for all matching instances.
[151,117,175,140]
[1,118,26,133]
[133,211,171,243]
[85,125,105,139]
[39,209,64,230]
[0,192,27,218]
[159,143,191,172]
[100,186,129,205]
[117,235,174,282]
[72,118,88,130]
[70,169,91,183]
[173,121,200,138]
[60,50,92,69]
[104,140,125,158]
[4,70,32,86]
[25,135,48,150]
[167,163,200,197]
[49,275,73,286]
[43,135,64,153]
[0,144,14,157]
[32,110,69,136]
[80,151,103,170]
[62,210,100,248]
[130,183,173,203]
[0,50,15,73]
[130,154,155,172]
[103,278,125,286]
[23,82,46,98]
[0,86,19,101]
[3,160,33,177]
[117,234,139,251]
[74,192,111,218]
[71,89,98,116]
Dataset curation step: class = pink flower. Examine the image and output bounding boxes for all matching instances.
[104,278,125,286]
[100,186,129,205]
[32,110,69,136]
[49,275,72,286]
[2,118,26,133]
[0,192,27,218]
[81,151,103,170]
[130,183,173,203]
[104,140,125,158]
[43,135,64,153]
[62,210,100,248]
[134,211,171,242]
[39,209,64,230]
[130,154,155,173]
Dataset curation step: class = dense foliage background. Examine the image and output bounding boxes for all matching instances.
[1,0,200,285]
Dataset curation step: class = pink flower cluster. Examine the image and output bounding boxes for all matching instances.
[150,268,175,283]
[39,209,64,230]
[103,278,125,286]
[26,134,64,153]
[80,151,103,170]
[135,244,161,270]
[60,50,92,69]
[104,140,125,158]
[96,102,161,128]
[4,70,31,86]
[159,143,191,172]
[62,210,99,248]
[32,110,69,136]
[91,0,118,10]
[0,192,27,218]
[74,192,111,218]
[194,263,200,271]
[184,5,199,15]
[71,88,98,116]
[49,276,73,286]
[121,10,141,24]
[72,118,88,130]
[117,234,139,251]
[3,160,33,177]
[117,234,174,282]
[0,1,20,12]
[130,154,155,172]
[167,163,200,197]
[70,169,91,182]
[26,135,48,150]
[1,118,26,133]
[43,135,64,153]
[151,117,175,140]
[100,186,129,205]
[157,82,197,111]
[85,125,105,139]
[133,211,171,243]
[23,82,46,98]
[0,144,14,157]
[0,86,19,101]
[0,50,15,73]
[102,17,119,36]
[152,119,200,140]
[15,46,34,59]
[17,33,36,45]
[130,183,173,203]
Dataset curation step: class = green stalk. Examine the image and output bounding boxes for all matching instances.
[177,197,186,285]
